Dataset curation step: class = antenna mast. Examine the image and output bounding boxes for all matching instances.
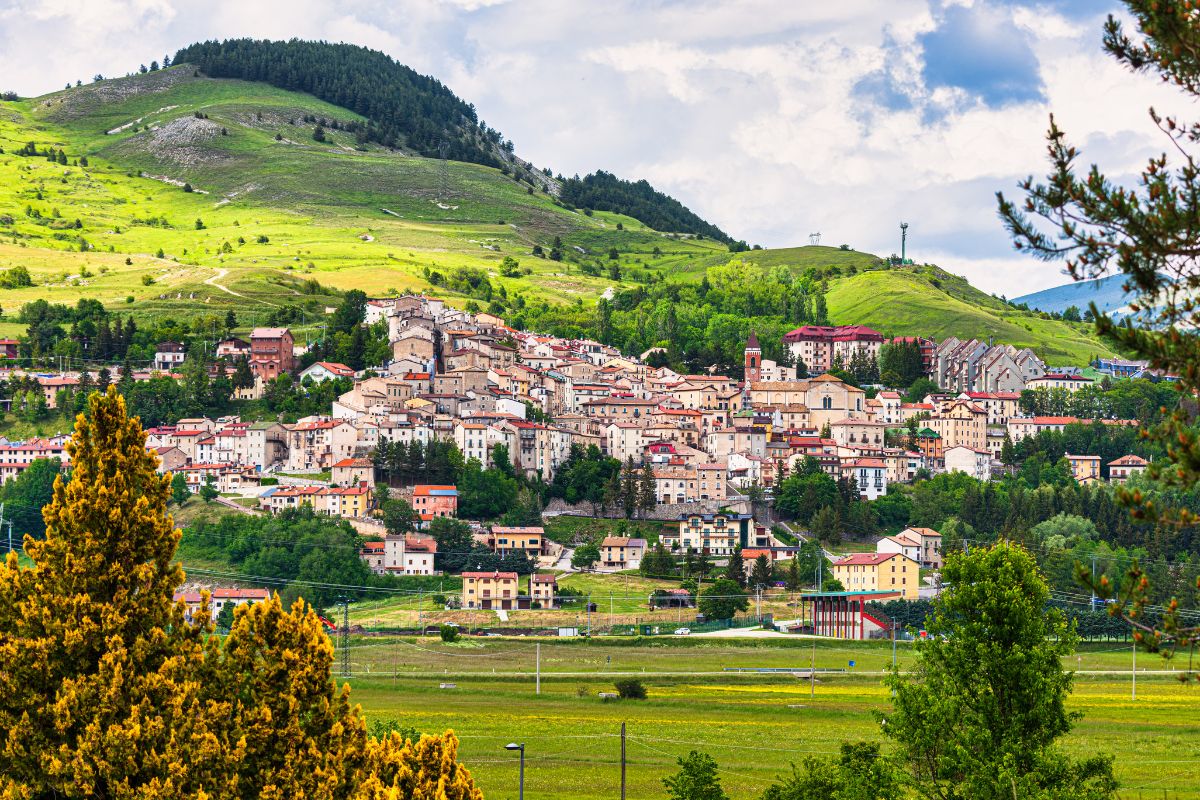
[900,222,909,262]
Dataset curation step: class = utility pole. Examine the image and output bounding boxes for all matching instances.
[536,642,541,695]
[892,618,897,669]
[620,722,627,800]
[587,594,591,636]
[891,617,898,696]
[339,594,350,679]
[810,637,816,698]
[1090,556,1097,609]
[1132,636,1137,700]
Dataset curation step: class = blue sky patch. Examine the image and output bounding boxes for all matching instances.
[920,4,1045,106]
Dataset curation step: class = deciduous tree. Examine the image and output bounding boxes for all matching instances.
[883,542,1116,799]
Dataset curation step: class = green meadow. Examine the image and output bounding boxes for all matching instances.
[341,637,1198,799]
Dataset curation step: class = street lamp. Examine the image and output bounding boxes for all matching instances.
[505,743,525,800]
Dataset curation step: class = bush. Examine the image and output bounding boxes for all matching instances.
[439,624,459,643]
[614,679,647,700]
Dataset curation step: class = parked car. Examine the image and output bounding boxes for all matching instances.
[674,627,691,636]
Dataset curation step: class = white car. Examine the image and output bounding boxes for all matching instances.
[674,627,691,636]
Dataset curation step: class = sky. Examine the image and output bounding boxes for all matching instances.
[0,0,1180,296]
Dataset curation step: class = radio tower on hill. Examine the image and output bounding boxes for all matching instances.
[900,222,909,263]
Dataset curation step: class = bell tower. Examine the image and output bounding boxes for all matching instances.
[744,331,762,383]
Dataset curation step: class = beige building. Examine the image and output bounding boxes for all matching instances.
[530,574,557,606]
[1066,453,1102,484]
[600,536,648,570]
[925,399,988,452]
[489,526,544,557]
[831,552,920,601]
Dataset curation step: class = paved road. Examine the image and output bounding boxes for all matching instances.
[553,546,575,571]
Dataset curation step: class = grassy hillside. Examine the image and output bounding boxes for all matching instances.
[0,67,726,324]
[707,247,1115,363]
[825,268,1117,364]
[0,67,1118,364]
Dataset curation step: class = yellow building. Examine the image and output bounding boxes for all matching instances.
[831,552,920,600]
[1066,453,1102,484]
[462,571,520,610]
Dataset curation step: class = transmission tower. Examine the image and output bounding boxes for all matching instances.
[339,595,350,679]
[900,222,909,262]
[808,232,821,246]
[438,140,451,201]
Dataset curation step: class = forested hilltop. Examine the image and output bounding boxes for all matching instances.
[172,39,508,166]
[559,171,734,244]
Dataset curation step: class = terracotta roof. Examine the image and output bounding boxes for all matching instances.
[834,552,913,567]
[413,484,458,496]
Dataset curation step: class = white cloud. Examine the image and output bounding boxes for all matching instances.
[0,0,1175,297]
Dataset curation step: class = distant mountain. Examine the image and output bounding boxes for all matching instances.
[1013,274,1132,316]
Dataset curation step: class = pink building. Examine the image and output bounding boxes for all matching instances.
[412,484,458,521]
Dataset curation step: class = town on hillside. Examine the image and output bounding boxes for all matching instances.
[0,294,1167,635]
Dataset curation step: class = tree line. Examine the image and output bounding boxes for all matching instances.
[559,171,733,243]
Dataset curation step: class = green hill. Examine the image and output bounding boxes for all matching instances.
[824,267,1113,364]
[0,65,726,324]
[0,54,1117,365]
[709,247,1115,363]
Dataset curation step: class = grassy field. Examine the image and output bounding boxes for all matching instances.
[541,515,671,546]
[340,637,1197,799]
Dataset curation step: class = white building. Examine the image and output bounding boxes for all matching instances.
[840,458,887,500]
[944,445,991,481]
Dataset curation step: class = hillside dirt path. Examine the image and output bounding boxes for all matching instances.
[204,267,244,297]
[204,268,280,307]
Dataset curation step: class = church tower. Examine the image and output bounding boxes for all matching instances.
[744,331,762,383]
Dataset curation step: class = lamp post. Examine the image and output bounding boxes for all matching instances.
[505,743,525,800]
